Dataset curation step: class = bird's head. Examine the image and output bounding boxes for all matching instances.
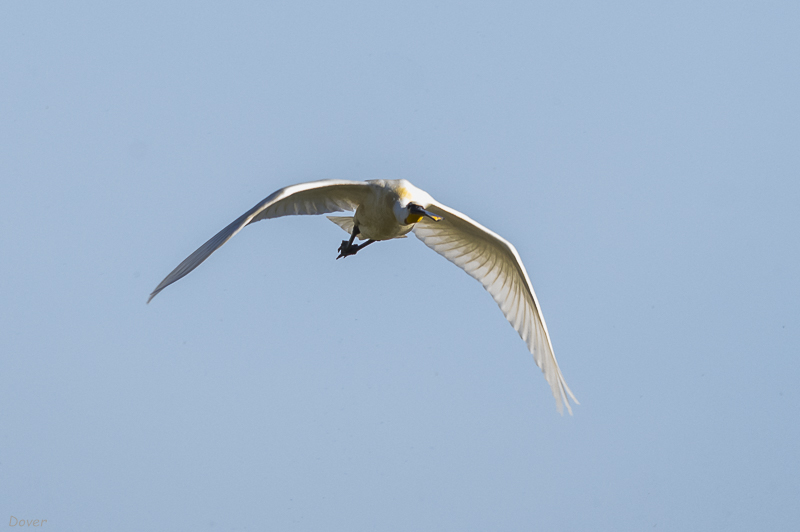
[395,201,444,225]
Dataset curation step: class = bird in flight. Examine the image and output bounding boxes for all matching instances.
[149,179,577,413]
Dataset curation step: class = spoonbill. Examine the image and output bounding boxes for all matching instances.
[149,179,577,413]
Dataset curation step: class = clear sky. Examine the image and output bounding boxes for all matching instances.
[2,2,798,530]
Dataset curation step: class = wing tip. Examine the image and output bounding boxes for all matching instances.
[554,378,579,415]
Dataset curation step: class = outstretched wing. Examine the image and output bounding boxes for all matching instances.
[413,201,578,414]
[148,180,371,302]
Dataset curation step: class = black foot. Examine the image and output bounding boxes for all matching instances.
[337,240,358,259]
[337,239,375,259]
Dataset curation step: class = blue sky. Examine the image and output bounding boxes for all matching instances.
[2,2,799,530]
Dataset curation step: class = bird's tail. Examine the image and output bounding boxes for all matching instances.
[327,216,357,237]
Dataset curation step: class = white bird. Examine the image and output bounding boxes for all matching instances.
[149,179,578,413]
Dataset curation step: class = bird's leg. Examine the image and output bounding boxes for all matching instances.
[337,225,375,259]
[337,226,359,259]
[354,239,376,253]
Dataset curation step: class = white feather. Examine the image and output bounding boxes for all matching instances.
[413,202,578,414]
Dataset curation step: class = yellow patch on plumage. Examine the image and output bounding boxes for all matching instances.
[396,186,412,200]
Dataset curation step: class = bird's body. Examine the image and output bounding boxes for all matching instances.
[149,179,577,413]
[350,180,431,240]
